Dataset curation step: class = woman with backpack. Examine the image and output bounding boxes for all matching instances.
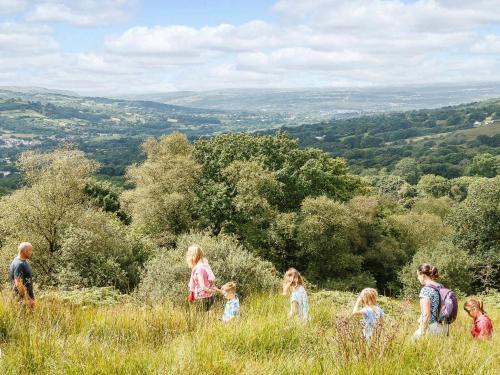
[413,263,455,339]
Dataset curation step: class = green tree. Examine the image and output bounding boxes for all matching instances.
[416,174,450,198]
[467,153,500,178]
[84,179,130,223]
[449,176,500,290]
[222,160,281,251]
[121,133,201,245]
[412,197,453,219]
[296,196,362,285]
[58,210,151,292]
[388,212,452,254]
[0,148,98,285]
[193,132,365,215]
[393,157,422,185]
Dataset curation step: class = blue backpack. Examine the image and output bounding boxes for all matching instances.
[427,284,458,324]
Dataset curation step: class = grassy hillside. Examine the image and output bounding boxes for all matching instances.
[0,290,498,374]
[277,99,500,178]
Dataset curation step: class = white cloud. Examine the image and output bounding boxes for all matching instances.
[26,0,136,27]
[0,22,59,55]
[0,0,26,15]
[471,35,500,54]
[105,21,288,56]
[273,0,500,33]
[0,0,499,93]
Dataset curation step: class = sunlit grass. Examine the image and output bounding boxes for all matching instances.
[0,290,498,374]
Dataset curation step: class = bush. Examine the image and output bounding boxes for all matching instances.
[399,240,473,297]
[58,210,151,292]
[416,174,450,198]
[411,196,453,219]
[136,232,280,303]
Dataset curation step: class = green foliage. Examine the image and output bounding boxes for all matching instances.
[0,148,99,285]
[0,148,149,291]
[449,176,484,201]
[58,210,151,292]
[222,160,280,249]
[281,98,500,179]
[467,153,500,177]
[412,196,453,219]
[121,133,201,245]
[400,241,474,296]
[393,157,422,185]
[416,174,451,197]
[193,132,365,214]
[448,176,500,290]
[297,196,361,283]
[388,212,452,252]
[369,174,416,205]
[84,179,130,223]
[136,232,280,304]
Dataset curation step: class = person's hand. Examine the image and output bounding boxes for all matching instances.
[27,298,35,309]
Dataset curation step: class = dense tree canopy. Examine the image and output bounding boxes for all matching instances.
[0,131,497,296]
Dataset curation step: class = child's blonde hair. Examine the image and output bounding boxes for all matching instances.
[186,244,204,268]
[360,288,378,306]
[222,281,237,293]
[283,268,304,295]
[464,298,486,314]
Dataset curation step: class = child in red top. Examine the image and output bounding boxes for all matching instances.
[464,298,493,340]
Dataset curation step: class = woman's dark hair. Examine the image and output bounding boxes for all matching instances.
[417,263,439,279]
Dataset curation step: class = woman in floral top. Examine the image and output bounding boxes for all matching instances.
[413,263,448,339]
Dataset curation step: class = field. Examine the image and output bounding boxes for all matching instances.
[0,290,498,374]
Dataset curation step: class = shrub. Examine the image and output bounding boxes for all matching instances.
[58,210,151,292]
[411,196,453,219]
[136,232,280,303]
[416,174,450,198]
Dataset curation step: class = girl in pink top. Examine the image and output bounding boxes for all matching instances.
[187,244,216,311]
[464,298,493,340]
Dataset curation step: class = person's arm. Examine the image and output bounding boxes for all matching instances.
[14,277,27,298]
[289,300,299,317]
[13,264,28,298]
[417,297,431,335]
[379,313,385,325]
[197,271,213,293]
[351,295,363,316]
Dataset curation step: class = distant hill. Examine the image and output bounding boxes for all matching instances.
[120,83,500,118]
[1,86,499,185]
[271,98,500,178]
[0,86,80,97]
[0,88,295,178]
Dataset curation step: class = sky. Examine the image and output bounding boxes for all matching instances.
[1,0,500,95]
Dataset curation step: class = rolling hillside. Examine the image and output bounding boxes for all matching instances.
[274,98,500,177]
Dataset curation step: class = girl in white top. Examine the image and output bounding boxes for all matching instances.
[351,288,385,340]
[283,268,310,321]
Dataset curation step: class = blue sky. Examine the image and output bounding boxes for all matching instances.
[1,0,500,94]
[50,1,279,52]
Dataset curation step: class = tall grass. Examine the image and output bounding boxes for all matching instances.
[0,290,498,374]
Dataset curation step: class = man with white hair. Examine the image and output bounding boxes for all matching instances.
[9,242,35,308]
